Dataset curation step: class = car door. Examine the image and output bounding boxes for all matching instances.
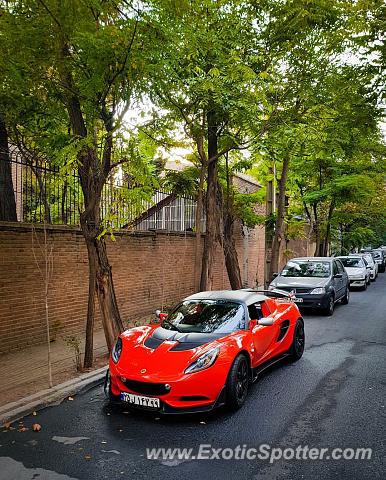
[248,301,280,366]
[332,260,344,299]
[336,259,348,293]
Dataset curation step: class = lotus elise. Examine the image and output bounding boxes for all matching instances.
[106,289,305,413]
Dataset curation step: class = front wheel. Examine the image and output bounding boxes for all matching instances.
[226,354,249,411]
[341,288,350,305]
[323,294,335,316]
[289,319,305,361]
[362,281,368,291]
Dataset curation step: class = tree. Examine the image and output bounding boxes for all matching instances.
[290,67,384,255]
[0,1,156,366]
[0,114,17,221]
[144,0,278,290]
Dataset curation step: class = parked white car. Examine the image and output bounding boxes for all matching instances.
[337,256,370,290]
[351,253,378,281]
[371,249,386,273]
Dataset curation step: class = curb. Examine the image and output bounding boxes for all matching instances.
[0,366,107,424]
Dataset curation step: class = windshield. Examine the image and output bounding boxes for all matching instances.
[281,260,331,278]
[339,258,364,268]
[162,300,245,334]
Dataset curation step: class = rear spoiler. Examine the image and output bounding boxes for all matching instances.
[241,288,303,303]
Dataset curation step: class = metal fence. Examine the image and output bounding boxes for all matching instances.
[3,148,201,232]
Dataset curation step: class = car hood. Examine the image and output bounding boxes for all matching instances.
[345,267,365,275]
[113,325,229,381]
[271,276,329,289]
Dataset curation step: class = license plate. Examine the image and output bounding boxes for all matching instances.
[293,297,303,303]
[120,392,160,409]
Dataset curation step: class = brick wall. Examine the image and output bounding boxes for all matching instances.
[0,221,265,355]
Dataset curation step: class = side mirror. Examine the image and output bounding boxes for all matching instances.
[334,273,343,278]
[155,310,168,321]
[272,272,279,278]
[258,317,274,326]
[366,266,371,270]
[249,319,258,330]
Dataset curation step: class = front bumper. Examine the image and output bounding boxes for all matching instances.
[108,360,229,414]
[349,278,366,287]
[289,292,330,309]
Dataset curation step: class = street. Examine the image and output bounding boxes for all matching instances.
[1,277,385,480]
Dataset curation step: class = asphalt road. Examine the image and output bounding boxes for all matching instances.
[1,275,385,480]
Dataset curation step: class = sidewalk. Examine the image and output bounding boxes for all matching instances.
[0,329,108,409]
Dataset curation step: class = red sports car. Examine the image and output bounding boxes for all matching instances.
[106,289,305,413]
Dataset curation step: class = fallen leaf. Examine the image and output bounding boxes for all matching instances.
[3,422,11,430]
[68,396,74,401]
[18,427,29,432]
[32,411,37,416]
[84,455,91,460]
[199,421,206,425]
[32,423,42,432]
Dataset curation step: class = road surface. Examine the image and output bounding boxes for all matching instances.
[1,275,385,480]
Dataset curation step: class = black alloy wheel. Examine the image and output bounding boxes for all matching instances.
[226,354,249,411]
[289,320,305,361]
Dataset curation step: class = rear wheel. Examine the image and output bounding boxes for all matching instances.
[323,294,335,316]
[341,287,350,305]
[289,319,305,361]
[226,354,249,411]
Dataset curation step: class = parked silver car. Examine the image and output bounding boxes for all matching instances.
[337,256,370,290]
[269,257,350,316]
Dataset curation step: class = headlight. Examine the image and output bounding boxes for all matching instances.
[310,287,325,295]
[112,337,122,363]
[185,347,219,374]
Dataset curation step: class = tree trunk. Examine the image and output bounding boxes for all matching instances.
[194,164,205,290]
[223,205,242,289]
[317,200,335,257]
[200,108,219,291]
[83,237,96,368]
[81,224,124,353]
[222,155,242,289]
[269,156,290,280]
[0,114,17,221]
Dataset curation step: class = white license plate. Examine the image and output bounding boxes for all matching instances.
[120,392,160,409]
[293,298,304,303]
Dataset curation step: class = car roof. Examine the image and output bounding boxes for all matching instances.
[184,290,268,306]
[286,257,334,262]
[337,255,361,259]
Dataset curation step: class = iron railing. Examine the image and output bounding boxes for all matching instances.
[2,148,202,232]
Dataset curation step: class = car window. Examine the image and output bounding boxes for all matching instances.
[164,300,245,333]
[281,260,331,278]
[333,261,339,275]
[248,303,263,320]
[339,257,364,268]
[336,260,345,273]
[364,255,374,265]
